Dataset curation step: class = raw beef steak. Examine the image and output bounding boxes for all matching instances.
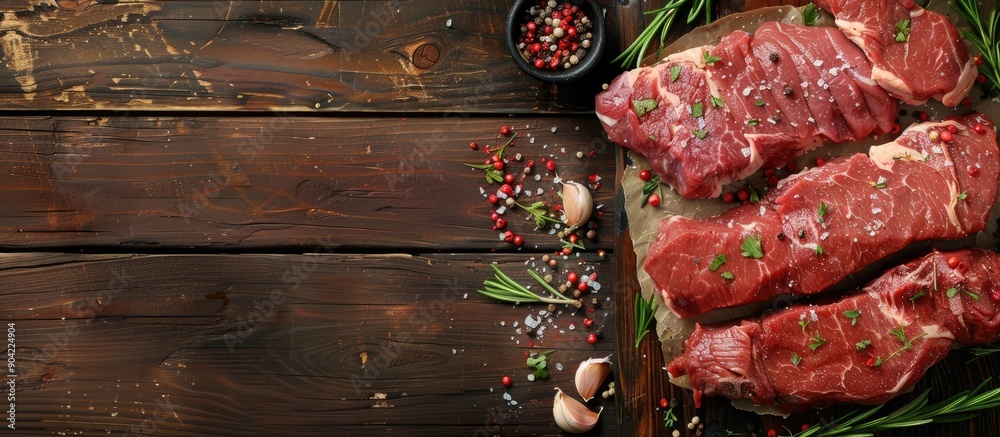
[596,22,895,198]
[815,0,977,106]
[667,248,1000,412]
[645,114,998,318]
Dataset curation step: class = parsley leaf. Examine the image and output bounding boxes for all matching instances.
[754,99,765,106]
[895,19,911,42]
[818,201,830,223]
[957,191,969,201]
[721,271,735,281]
[790,353,802,367]
[809,331,827,351]
[669,65,682,82]
[947,287,960,298]
[740,234,764,259]
[691,101,704,118]
[856,339,872,350]
[802,3,819,26]
[843,310,860,326]
[702,51,722,66]
[711,96,725,108]
[632,99,658,117]
[747,118,760,126]
[709,254,727,271]
[692,129,708,139]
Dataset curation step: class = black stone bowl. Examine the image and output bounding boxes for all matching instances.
[505,0,606,83]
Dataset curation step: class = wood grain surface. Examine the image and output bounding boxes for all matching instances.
[0,115,614,251]
[1,252,615,435]
[0,0,626,113]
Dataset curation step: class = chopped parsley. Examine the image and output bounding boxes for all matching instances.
[818,201,830,223]
[815,244,824,256]
[669,65,682,82]
[870,179,887,189]
[721,271,735,281]
[754,99,765,106]
[947,286,960,298]
[692,129,708,139]
[790,353,802,367]
[711,96,725,108]
[809,331,827,351]
[702,51,722,66]
[894,19,911,42]
[856,339,872,350]
[799,319,811,332]
[740,234,764,259]
[747,118,761,126]
[909,289,926,303]
[633,99,658,117]
[709,254,727,271]
[957,191,969,201]
[843,310,860,326]
[802,3,819,26]
[691,101,704,118]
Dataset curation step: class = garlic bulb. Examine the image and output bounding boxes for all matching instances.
[574,355,612,401]
[553,387,603,434]
[561,181,593,229]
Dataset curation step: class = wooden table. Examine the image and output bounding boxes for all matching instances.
[2,1,997,436]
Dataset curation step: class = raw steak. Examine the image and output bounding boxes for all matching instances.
[645,114,998,318]
[596,21,895,198]
[667,248,1000,412]
[815,0,977,106]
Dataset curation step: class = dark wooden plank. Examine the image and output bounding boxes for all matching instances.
[1,252,617,435]
[0,0,623,113]
[0,115,613,250]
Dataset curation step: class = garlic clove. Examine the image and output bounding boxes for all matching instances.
[561,181,593,229]
[574,355,613,401]
[553,387,603,434]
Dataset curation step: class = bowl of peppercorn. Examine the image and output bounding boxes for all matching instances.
[506,0,605,83]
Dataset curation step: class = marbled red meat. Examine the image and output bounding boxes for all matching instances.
[596,22,895,198]
[645,114,998,318]
[815,0,977,106]
[667,248,1000,412]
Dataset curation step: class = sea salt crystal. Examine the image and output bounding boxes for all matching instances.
[452,348,457,355]
[820,232,829,241]
[496,206,507,214]
[527,374,536,382]
[556,363,564,371]
[500,321,506,327]
[503,393,512,401]
[742,87,752,96]
[446,19,453,28]
[551,127,558,133]
[872,207,882,214]
[525,315,540,328]
[760,206,766,216]
[932,146,943,154]
[741,148,751,157]
[530,137,536,144]
[534,174,542,181]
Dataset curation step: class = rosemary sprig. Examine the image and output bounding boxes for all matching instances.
[786,378,1000,436]
[634,292,658,348]
[515,201,561,229]
[464,133,518,184]
[965,344,1000,362]
[953,0,1000,95]
[476,264,582,308]
[613,0,714,69]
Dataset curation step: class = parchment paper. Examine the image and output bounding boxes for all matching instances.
[620,3,1000,407]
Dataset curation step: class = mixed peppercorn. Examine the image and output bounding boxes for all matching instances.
[515,0,594,71]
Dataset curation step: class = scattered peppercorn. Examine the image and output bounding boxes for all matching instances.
[947,256,960,269]
[502,375,512,387]
[587,333,598,344]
